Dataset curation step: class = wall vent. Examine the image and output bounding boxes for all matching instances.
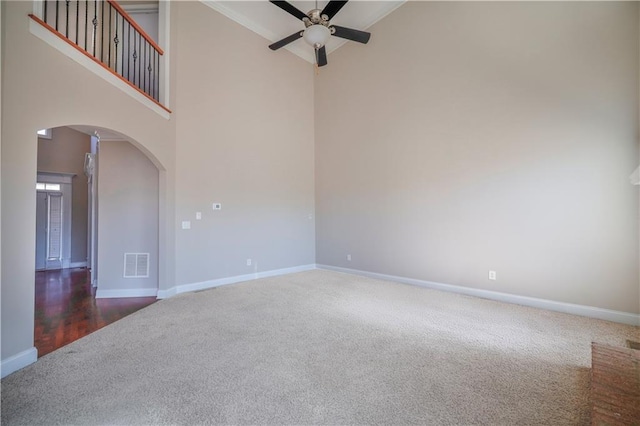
[123,253,150,278]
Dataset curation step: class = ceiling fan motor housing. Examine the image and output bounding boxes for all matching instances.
[303,9,331,28]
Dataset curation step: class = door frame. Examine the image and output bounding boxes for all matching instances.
[36,172,74,270]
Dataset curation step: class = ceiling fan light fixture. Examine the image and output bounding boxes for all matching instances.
[303,24,330,48]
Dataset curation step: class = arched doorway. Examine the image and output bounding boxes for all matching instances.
[34,125,161,357]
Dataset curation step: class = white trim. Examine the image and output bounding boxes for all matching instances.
[157,264,316,299]
[37,128,52,139]
[95,288,158,299]
[37,172,74,184]
[121,4,159,14]
[1,347,38,378]
[29,19,170,120]
[316,265,640,326]
[158,1,170,108]
[70,261,87,268]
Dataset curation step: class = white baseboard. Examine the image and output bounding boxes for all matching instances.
[157,264,316,299]
[95,288,158,299]
[70,261,87,268]
[317,264,640,326]
[1,347,38,378]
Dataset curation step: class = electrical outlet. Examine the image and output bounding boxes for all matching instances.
[347,254,352,261]
[488,270,497,281]
[246,259,252,266]
[196,212,202,220]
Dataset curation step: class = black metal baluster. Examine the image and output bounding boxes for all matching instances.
[44,1,48,24]
[84,1,88,50]
[133,33,138,87]
[143,40,147,94]
[100,0,105,62]
[138,34,141,88]
[55,0,59,31]
[126,22,130,81]
[75,1,79,44]
[92,1,98,57]
[65,0,69,38]
[153,50,157,100]
[107,3,112,68]
[147,46,152,96]
[114,15,120,73]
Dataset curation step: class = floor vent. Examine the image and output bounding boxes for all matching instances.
[123,253,150,278]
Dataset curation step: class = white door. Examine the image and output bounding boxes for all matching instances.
[35,191,64,270]
[46,193,63,270]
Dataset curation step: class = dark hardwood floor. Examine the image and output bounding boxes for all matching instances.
[35,268,157,357]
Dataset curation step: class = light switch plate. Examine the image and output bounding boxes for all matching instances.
[213,203,222,210]
[181,221,191,229]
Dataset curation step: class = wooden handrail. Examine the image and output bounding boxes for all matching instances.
[106,0,163,55]
[29,14,171,114]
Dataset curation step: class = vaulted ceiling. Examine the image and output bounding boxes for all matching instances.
[201,1,406,64]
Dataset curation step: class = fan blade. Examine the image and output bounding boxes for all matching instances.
[316,46,328,67]
[331,25,371,44]
[320,1,348,20]
[269,31,303,50]
[269,1,308,21]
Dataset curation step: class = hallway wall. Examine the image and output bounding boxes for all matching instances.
[97,140,159,296]
[37,127,91,265]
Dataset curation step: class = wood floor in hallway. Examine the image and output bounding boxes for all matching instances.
[35,268,157,357]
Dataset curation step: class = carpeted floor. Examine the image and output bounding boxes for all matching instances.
[2,269,639,425]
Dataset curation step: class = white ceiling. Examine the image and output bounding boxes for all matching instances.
[201,1,406,64]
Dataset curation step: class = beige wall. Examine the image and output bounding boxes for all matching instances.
[173,2,315,285]
[1,0,176,361]
[37,127,91,264]
[315,1,640,313]
[98,140,158,293]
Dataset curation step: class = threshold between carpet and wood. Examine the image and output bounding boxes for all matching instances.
[35,268,157,357]
[2,269,639,425]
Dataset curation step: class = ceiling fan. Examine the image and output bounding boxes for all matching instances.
[268,0,371,67]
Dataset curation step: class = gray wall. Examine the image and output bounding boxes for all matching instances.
[315,1,640,313]
[97,140,158,293]
[172,2,316,286]
[37,126,90,264]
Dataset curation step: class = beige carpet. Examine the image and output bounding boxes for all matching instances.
[2,269,638,425]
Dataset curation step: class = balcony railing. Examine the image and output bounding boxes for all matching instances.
[33,0,163,103]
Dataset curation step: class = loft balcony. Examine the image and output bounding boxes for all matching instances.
[29,0,171,118]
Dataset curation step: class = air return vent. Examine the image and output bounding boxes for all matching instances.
[123,253,150,278]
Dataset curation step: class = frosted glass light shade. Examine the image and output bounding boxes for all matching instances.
[303,25,330,48]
